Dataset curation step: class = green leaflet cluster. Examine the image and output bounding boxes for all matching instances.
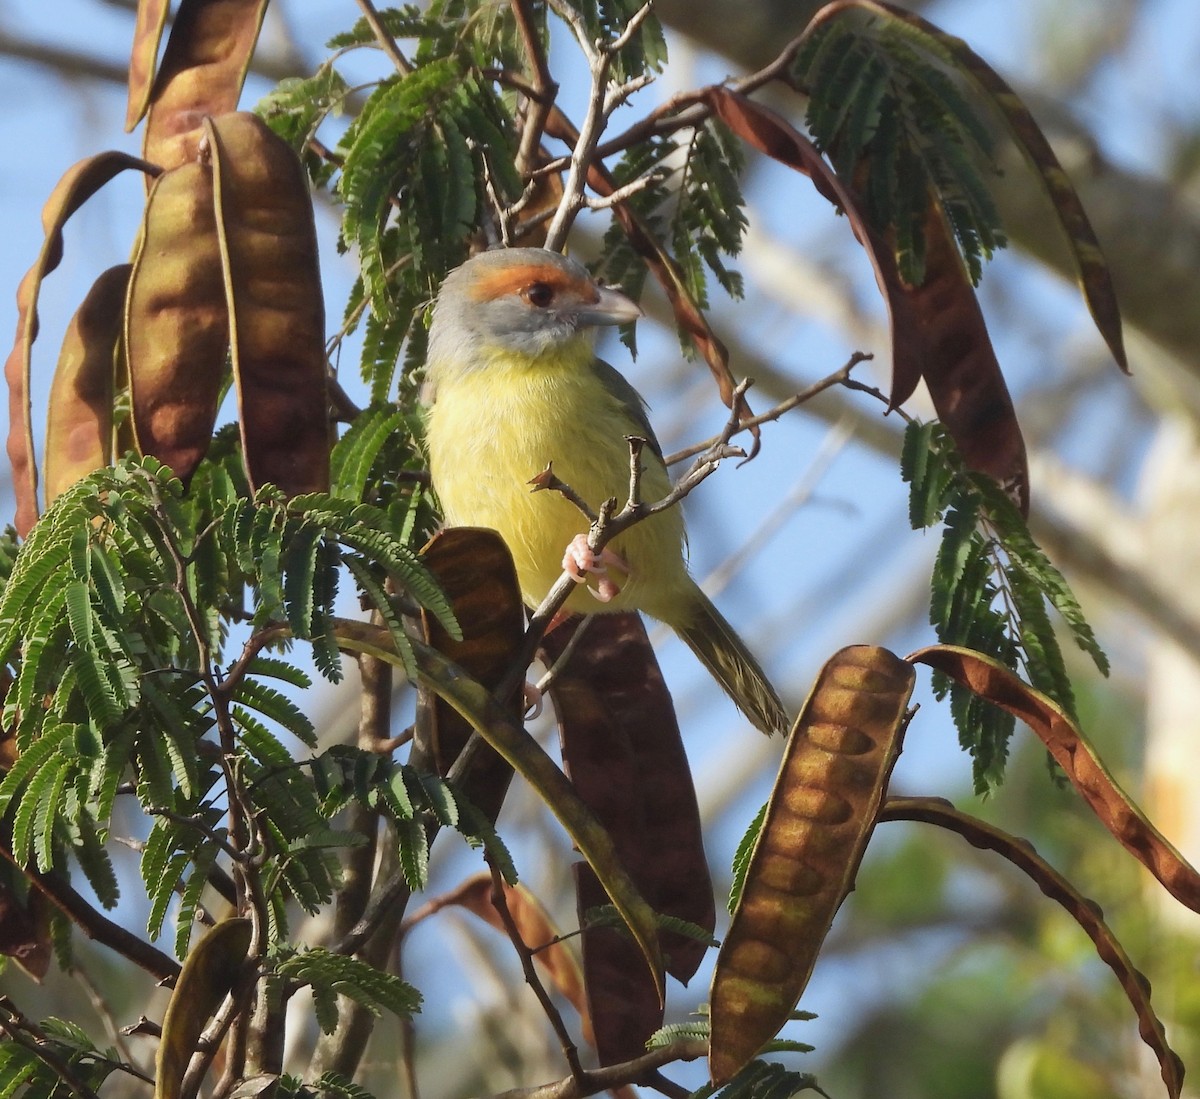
[308,744,515,892]
[0,1017,119,1099]
[271,947,423,1035]
[793,11,1005,286]
[0,453,467,953]
[258,5,526,407]
[902,422,1109,791]
[596,120,748,356]
[576,0,669,80]
[647,1009,824,1098]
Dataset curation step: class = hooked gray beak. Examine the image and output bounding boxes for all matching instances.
[575,284,643,327]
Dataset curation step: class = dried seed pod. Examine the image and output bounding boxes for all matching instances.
[5,151,158,535]
[709,645,915,1085]
[142,0,270,173]
[206,111,330,495]
[125,0,171,133]
[45,265,132,506]
[126,162,229,481]
[155,917,252,1099]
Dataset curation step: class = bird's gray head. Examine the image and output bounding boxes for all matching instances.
[424,248,642,380]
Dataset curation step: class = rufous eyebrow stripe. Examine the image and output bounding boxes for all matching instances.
[465,263,600,303]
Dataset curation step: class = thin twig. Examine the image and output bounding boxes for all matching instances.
[353,0,412,73]
[0,999,103,1099]
[664,350,873,465]
[583,169,663,209]
[486,861,586,1082]
[510,0,559,175]
[487,1038,707,1099]
[534,615,595,695]
[542,1,656,251]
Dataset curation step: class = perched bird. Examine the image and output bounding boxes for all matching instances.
[422,247,788,736]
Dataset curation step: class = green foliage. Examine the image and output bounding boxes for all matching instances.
[334,60,520,397]
[902,422,1108,790]
[256,61,351,185]
[694,1061,828,1099]
[0,455,464,941]
[728,801,768,912]
[273,947,422,1034]
[794,11,1005,285]
[0,1016,119,1099]
[595,119,748,356]
[309,745,516,888]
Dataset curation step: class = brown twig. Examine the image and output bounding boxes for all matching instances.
[487,860,586,1083]
[510,0,559,176]
[663,350,873,465]
[0,857,180,983]
[487,1038,707,1099]
[542,0,656,251]
[353,0,413,73]
[0,998,103,1099]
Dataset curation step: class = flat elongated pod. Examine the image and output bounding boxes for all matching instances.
[6,152,156,534]
[417,527,524,824]
[45,265,132,506]
[125,0,172,132]
[544,612,716,1065]
[709,645,914,1085]
[126,162,229,481]
[207,112,330,496]
[154,917,252,1099]
[142,0,269,172]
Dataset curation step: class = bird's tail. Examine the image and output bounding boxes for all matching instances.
[674,585,789,736]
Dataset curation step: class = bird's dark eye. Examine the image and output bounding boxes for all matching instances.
[522,282,555,308]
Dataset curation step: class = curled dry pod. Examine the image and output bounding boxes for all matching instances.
[125,0,171,133]
[5,151,158,535]
[142,0,270,173]
[126,161,229,481]
[206,111,330,495]
[45,265,132,507]
[709,645,915,1085]
[154,917,252,1099]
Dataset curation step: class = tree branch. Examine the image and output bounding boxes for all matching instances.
[487,1038,707,1099]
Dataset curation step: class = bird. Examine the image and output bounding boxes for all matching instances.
[421,247,789,736]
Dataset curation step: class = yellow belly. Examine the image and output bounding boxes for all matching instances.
[424,350,691,621]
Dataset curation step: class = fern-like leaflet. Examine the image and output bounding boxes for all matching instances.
[902,422,1108,790]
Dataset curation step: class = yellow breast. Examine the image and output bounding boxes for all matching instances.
[424,345,690,620]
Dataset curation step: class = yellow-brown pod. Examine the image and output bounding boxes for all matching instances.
[5,151,159,536]
[45,265,131,507]
[709,645,915,1085]
[142,0,270,173]
[206,112,330,496]
[154,916,252,1099]
[125,0,172,133]
[126,161,229,482]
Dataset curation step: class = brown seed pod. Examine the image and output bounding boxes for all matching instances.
[125,0,171,133]
[206,111,330,496]
[5,151,158,536]
[709,645,915,1085]
[142,0,270,173]
[126,161,229,482]
[45,265,132,507]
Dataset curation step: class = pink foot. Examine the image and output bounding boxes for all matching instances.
[562,535,627,602]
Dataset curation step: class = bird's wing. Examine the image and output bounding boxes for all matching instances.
[591,357,665,463]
